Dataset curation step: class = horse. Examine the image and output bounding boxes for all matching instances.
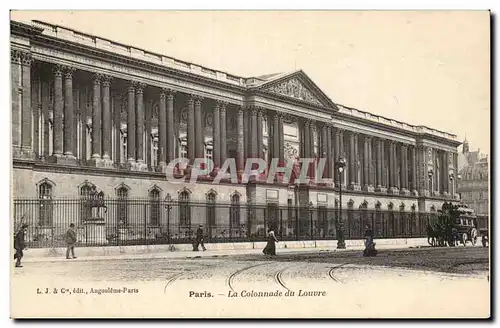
[427,225,438,247]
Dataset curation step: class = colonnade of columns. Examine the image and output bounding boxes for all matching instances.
[12,54,457,197]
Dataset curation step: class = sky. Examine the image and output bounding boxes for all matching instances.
[9,10,491,154]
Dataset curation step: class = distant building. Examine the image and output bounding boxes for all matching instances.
[458,139,489,215]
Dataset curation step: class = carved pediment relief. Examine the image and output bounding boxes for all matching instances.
[264,77,323,106]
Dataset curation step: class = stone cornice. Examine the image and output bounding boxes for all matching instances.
[10,21,44,38]
[29,33,247,105]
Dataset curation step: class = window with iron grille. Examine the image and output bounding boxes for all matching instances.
[318,206,327,238]
[38,182,53,226]
[287,198,294,229]
[375,203,382,237]
[179,191,191,227]
[230,194,241,230]
[116,187,129,225]
[206,192,216,238]
[149,188,160,226]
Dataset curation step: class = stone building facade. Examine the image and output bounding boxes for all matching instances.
[458,139,489,215]
[11,20,461,237]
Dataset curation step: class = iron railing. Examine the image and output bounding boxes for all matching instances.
[12,198,488,248]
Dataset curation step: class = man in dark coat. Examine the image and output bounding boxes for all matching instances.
[14,223,28,267]
[193,224,207,252]
[65,223,78,259]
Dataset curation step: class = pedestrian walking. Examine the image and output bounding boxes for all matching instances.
[14,223,29,268]
[193,224,206,252]
[263,229,279,256]
[65,223,78,259]
[363,224,377,257]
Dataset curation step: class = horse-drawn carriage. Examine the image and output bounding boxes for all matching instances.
[453,215,478,246]
[427,202,479,247]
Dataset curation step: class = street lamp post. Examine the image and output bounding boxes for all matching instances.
[335,157,347,249]
[164,193,172,246]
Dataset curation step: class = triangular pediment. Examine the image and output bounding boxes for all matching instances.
[254,70,338,111]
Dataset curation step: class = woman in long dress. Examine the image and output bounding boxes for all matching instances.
[263,229,279,256]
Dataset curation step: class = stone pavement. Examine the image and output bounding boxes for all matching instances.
[19,238,431,263]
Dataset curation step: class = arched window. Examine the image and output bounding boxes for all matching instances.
[206,191,217,239]
[230,194,241,236]
[149,188,161,226]
[179,190,191,228]
[116,186,129,225]
[38,182,53,226]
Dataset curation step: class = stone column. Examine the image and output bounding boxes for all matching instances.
[145,101,152,169]
[195,96,204,160]
[212,101,221,169]
[52,65,64,158]
[394,142,400,193]
[272,113,280,162]
[31,77,40,159]
[220,101,227,165]
[410,145,418,195]
[250,107,258,158]
[333,128,341,186]
[320,124,328,179]
[187,95,195,163]
[41,80,51,160]
[303,120,311,159]
[113,93,122,166]
[126,82,136,166]
[348,132,356,189]
[353,133,361,190]
[236,106,245,173]
[375,138,382,191]
[243,109,249,161]
[101,75,112,165]
[362,135,370,191]
[326,125,332,180]
[135,83,146,169]
[417,145,431,197]
[310,123,315,157]
[388,141,396,194]
[443,151,450,196]
[257,109,263,160]
[11,50,22,157]
[367,137,374,188]
[21,52,33,158]
[278,113,285,163]
[400,144,410,195]
[166,89,175,163]
[158,89,167,167]
[62,67,76,159]
[91,74,102,163]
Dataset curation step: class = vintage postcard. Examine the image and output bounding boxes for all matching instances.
[9,10,490,318]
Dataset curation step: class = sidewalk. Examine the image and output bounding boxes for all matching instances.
[20,238,429,263]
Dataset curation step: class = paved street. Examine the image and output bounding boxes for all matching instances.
[11,246,490,318]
